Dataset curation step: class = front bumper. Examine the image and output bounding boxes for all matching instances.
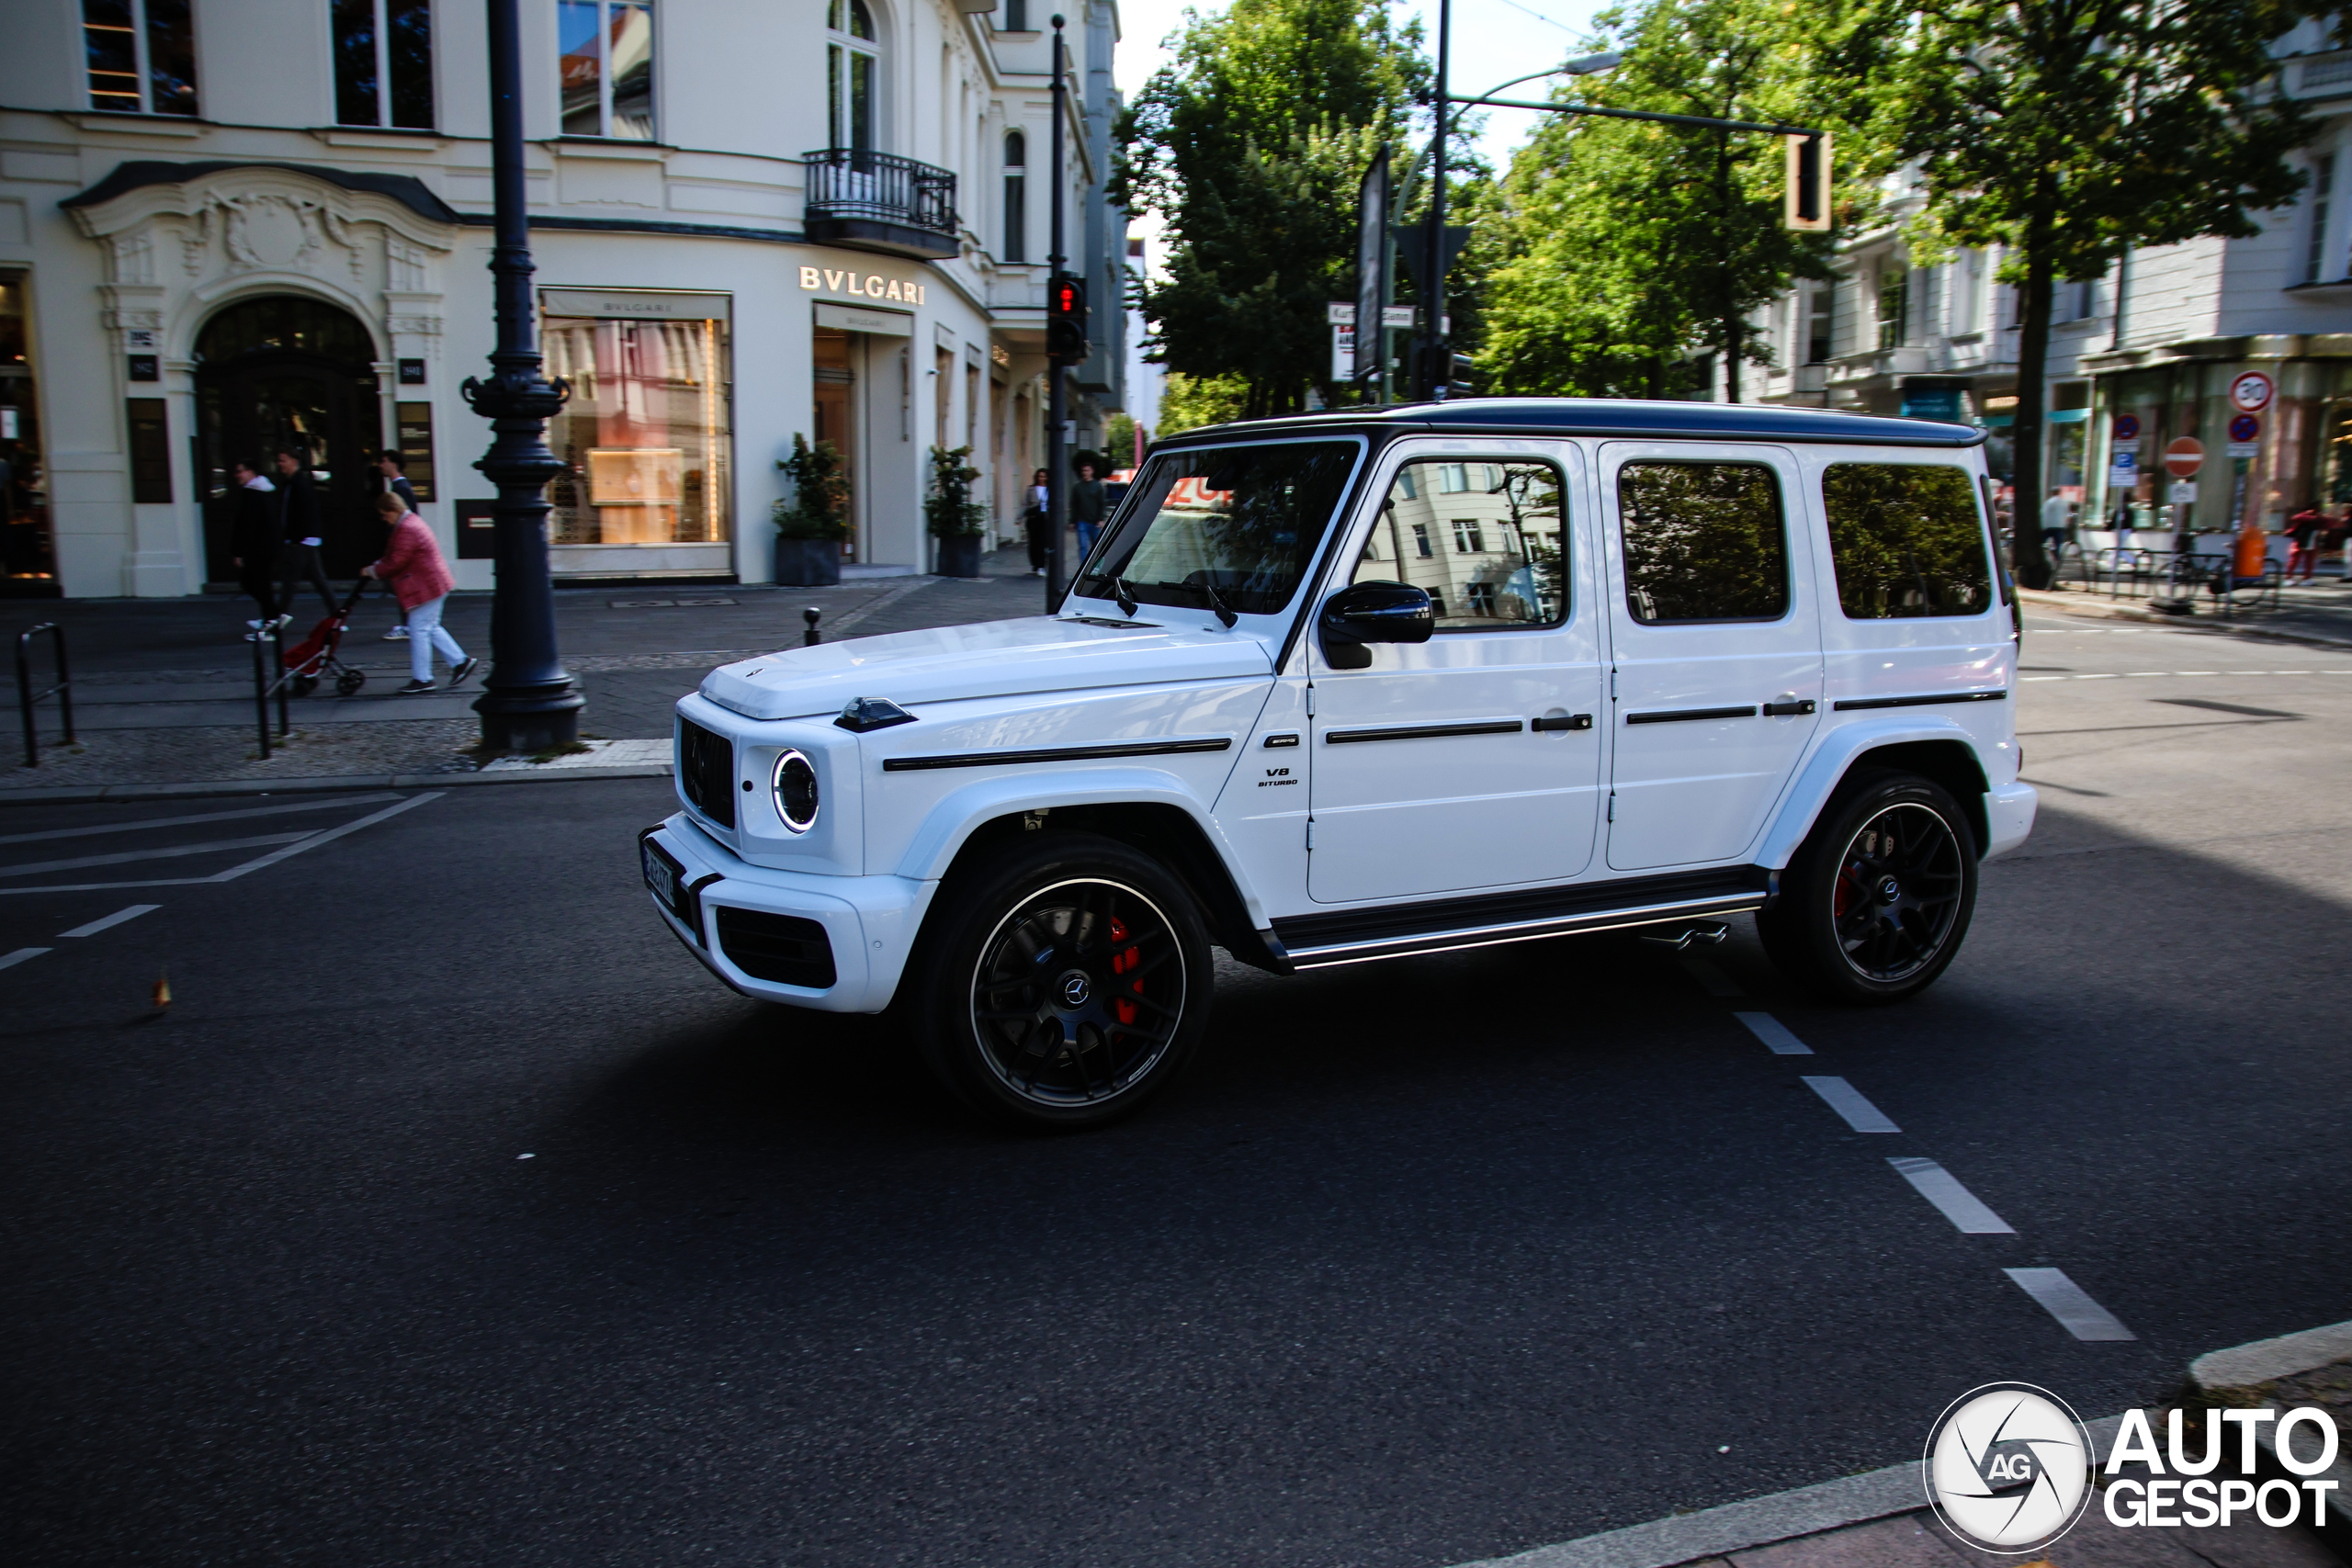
[1984,780,2038,861]
[638,813,933,1013]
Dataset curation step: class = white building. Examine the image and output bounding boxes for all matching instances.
[0,0,1127,600]
[1740,17,2352,534]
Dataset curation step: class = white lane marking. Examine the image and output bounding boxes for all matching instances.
[2005,1267,2136,1341]
[2074,673,2120,680]
[0,832,311,880]
[58,904,161,939]
[2123,671,2167,677]
[2019,675,2066,682]
[0,793,443,896]
[0,946,51,970]
[1801,1076,1901,1133]
[0,793,405,849]
[1682,956,1743,997]
[1890,1156,2015,1234]
[1735,1012,1813,1055]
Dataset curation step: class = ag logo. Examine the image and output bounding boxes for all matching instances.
[1924,1383,2093,1554]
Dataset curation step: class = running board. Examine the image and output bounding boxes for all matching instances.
[1271,867,1773,970]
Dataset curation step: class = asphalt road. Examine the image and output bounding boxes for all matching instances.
[3,606,2348,1568]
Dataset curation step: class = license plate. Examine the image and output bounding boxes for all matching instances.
[641,840,683,913]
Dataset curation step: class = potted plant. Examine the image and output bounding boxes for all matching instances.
[924,444,989,578]
[772,434,849,586]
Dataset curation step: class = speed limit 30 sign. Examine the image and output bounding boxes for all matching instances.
[2230,371,2276,413]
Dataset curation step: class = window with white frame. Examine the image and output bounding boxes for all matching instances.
[2306,152,2336,284]
[333,0,434,129]
[1451,518,1485,554]
[1876,266,1907,351]
[560,0,654,140]
[83,0,198,116]
[1002,130,1027,263]
[829,0,878,152]
[1951,251,1982,335]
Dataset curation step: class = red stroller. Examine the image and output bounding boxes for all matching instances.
[280,578,370,698]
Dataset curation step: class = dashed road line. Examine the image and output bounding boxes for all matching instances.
[2005,1267,2136,1341]
[1800,1076,1901,1133]
[0,946,51,971]
[2018,668,2352,682]
[1734,1012,1812,1055]
[58,904,160,939]
[1889,1156,2014,1235]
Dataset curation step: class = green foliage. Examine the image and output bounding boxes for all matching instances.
[772,434,849,540]
[1116,0,1427,417]
[922,445,989,537]
[1156,371,1252,434]
[1102,412,1142,467]
[1617,460,1791,621]
[1821,464,1993,619]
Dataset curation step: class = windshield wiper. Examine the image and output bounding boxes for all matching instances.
[1180,578,1239,628]
[1111,576,1140,617]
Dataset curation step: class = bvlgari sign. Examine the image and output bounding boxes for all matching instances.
[798,265,929,307]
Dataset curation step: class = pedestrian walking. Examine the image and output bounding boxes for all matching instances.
[375,450,418,640]
[362,491,475,694]
[2286,504,2324,581]
[1071,459,1106,563]
[272,446,337,615]
[2040,486,2072,560]
[1023,468,1050,575]
[227,458,288,639]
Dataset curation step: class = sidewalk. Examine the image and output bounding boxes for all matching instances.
[5,547,1054,795]
[2023,577,2352,649]
[1457,1324,2350,1568]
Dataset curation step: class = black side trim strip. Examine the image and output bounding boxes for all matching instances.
[1832,690,2008,712]
[1625,705,1758,725]
[1272,865,1774,953]
[881,737,1234,772]
[1325,719,1523,744]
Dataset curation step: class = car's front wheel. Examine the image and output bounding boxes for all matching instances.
[905,833,1211,1129]
[1759,770,1979,1004]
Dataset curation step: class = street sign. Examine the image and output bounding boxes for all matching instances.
[2163,437,2205,478]
[2227,412,2261,457]
[2168,480,2198,505]
[2229,371,2275,413]
[1328,303,1417,328]
[2113,413,2142,441]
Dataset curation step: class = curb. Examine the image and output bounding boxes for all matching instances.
[0,761,670,807]
[2019,587,2352,650]
[2189,1318,2352,1554]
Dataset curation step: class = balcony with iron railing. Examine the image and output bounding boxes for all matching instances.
[802,148,960,260]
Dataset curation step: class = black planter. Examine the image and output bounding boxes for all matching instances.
[775,536,842,586]
[934,534,983,578]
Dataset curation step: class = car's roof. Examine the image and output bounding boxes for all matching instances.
[1159,397,1985,449]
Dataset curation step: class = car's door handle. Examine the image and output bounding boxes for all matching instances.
[1532,713,1593,732]
[1761,699,1817,716]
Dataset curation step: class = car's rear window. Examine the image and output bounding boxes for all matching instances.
[1822,464,1993,619]
[1076,441,1361,615]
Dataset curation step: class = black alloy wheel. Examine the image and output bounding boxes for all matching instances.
[1760,771,1979,1004]
[906,833,1211,1129]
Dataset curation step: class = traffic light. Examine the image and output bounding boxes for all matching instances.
[1784,133,1832,231]
[1047,272,1089,366]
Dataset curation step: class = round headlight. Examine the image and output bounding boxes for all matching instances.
[772,749,820,833]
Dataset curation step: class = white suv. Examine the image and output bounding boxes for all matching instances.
[640,400,2035,1127]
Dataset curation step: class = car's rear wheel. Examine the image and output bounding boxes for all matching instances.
[906,833,1211,1129]
[1759,771,1978,1004]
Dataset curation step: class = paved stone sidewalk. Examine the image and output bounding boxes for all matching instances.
[2024,578,2352,649]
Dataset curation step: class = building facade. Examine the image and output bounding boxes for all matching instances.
[0,0,1127,599]
[1739,16,2352,536]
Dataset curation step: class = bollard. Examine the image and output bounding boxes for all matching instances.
[16,622,74,768]
[254,624,274,760]
[803,607,822,646]
[273,622,290,738]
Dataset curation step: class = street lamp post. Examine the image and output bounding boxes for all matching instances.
[1046,13,1070,611]
[461,0,582,752]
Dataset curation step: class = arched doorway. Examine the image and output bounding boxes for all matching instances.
[194,296,380,582]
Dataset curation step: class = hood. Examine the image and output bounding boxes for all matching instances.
[699,615,1277,721]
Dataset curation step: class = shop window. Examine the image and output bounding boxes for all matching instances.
[332,0,434,130]
[84,0,198,117]
[828,0,877,152]
[543,304,731,548]
[1618,461,1789,624]
[127,400,173,503]
[2,274,53,591]
[1002,130,1026,264]
[1821,464,1992,620]
[560,0,655,140]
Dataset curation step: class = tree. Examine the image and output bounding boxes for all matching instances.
[1476,0,1850,401]
[1115,0,1427,417]
[1871,0,2327,585]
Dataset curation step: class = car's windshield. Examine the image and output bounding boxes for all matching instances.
[1073,440,1361,616]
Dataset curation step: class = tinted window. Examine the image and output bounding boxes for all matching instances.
[1822,464,1993,619]
[1079,441,1359,615]
[1618,461,1789,623]
[1352,457,1567,629]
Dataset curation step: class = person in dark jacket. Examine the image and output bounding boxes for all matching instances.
[1070,460,1107,563]
[228,458,286,637]
[273,446,337,615]
[376,450,418,639]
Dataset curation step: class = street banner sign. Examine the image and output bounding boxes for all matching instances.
[2163,437,2205,477]
[2229,371,2275,413]
[2113,413,2142,441]
[1354,149,1389,380]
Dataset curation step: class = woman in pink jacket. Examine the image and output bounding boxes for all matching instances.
[364,492,477,694]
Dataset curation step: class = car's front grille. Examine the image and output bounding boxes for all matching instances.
[677,717,736,828]
[715,907,836,988]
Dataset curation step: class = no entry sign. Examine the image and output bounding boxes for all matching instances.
[2163,437,2206,478]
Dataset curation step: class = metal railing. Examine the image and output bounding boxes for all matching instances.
[16,622,73,768]
[2052,543,2285,617]
[802,148,959,240]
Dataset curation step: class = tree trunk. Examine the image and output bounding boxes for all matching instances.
[2011,213,2057,590]
[1723,311,1745,403]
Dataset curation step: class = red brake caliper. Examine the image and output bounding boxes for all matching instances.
[1108,916,1140,1025]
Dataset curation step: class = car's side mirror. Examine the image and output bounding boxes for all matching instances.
[1319,581,1433,668]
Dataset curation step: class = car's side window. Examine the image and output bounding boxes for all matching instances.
[1351,457,1568,630]
[1820,463,1993,619]
[1617,461,1790,625]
